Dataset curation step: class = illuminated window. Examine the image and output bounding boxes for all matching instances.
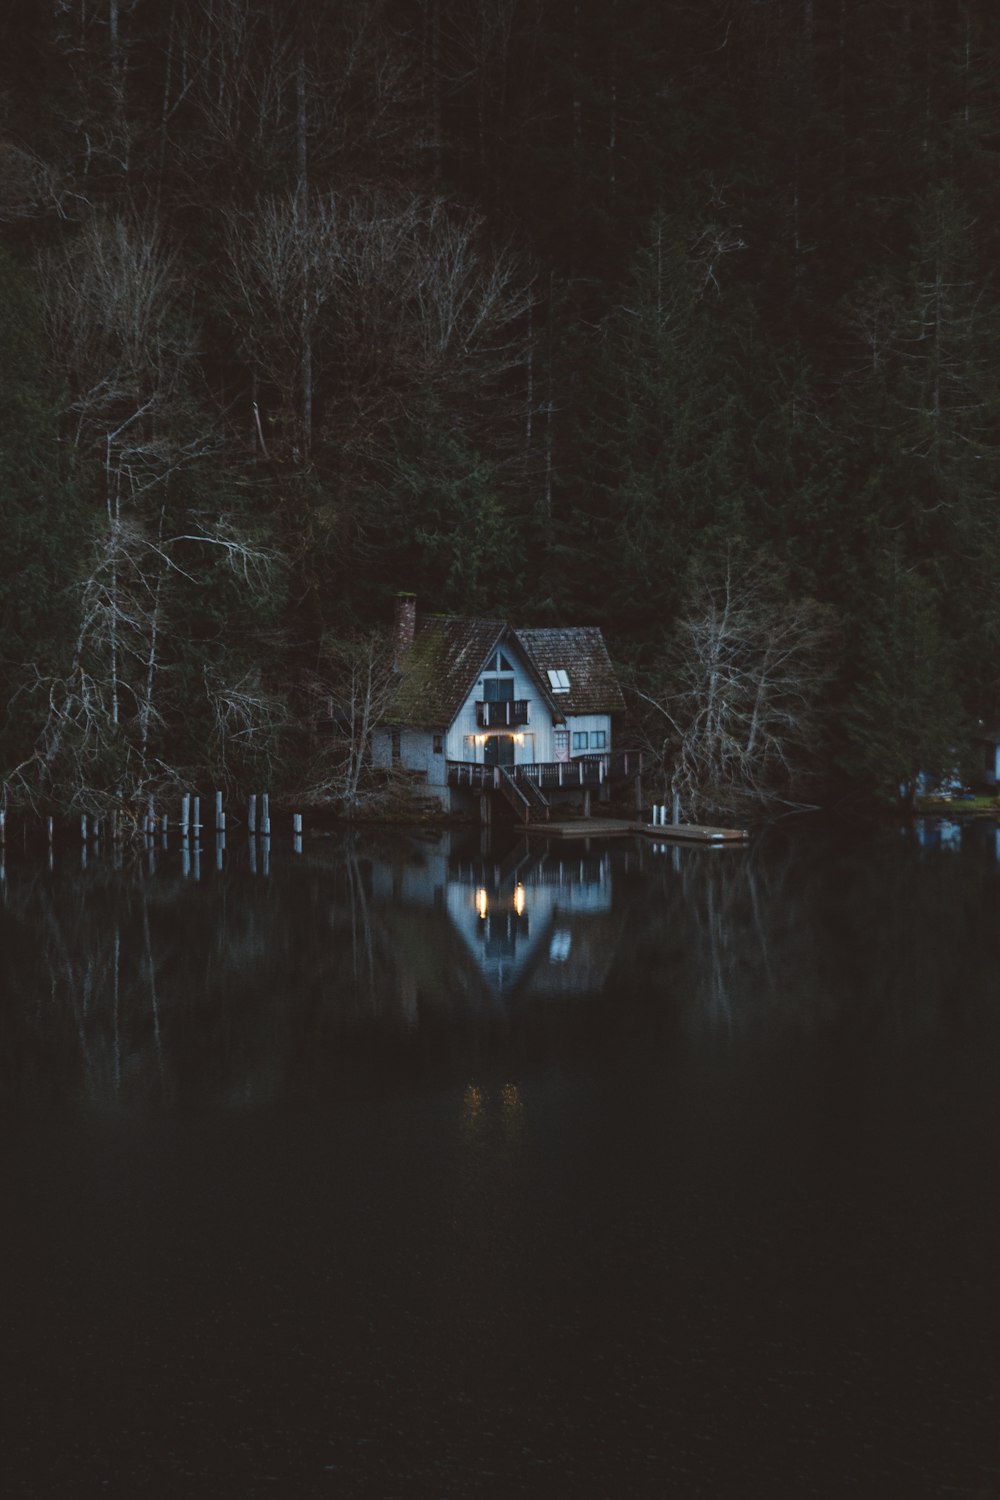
[546,669,570,692]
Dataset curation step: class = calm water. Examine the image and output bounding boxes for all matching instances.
[2,818,999,1498]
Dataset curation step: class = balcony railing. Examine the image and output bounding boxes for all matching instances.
[476,699,529,728]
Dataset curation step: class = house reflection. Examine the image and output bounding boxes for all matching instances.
[373,833,622,1004]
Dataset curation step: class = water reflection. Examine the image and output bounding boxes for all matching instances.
[3,819,1000,1109]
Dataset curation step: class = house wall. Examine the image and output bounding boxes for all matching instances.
[371,726,448,788]
[445,643,540,761]
[445,645,611,766]
[563,714,612,756]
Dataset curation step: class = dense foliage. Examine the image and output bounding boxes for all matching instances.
[2,0,998,814]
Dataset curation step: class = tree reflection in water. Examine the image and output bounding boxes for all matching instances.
[3,819,1000,1109]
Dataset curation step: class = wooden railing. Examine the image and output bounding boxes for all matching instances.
[448,752,642,796]
[476,699,530,728]
[509,769,550,821]
[495,767,537,824]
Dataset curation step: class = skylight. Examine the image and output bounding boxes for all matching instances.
[547,669,570,693]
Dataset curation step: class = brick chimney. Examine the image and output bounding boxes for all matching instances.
[393,592,417,665]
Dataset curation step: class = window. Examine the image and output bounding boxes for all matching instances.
[572,731,588,752]
[391,730,401,763]
[432,733,443,754]
[546,668,570,693]
[485,650,514,672]
[590,730,607,749]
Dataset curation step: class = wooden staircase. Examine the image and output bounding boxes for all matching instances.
[497,767,550,825]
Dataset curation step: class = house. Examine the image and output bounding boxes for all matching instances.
[371,594,640,820]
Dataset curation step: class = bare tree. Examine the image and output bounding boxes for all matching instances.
[300,632,395,810]
[2,210,279,821]
[637,552,836,819]
[224,187,535,466]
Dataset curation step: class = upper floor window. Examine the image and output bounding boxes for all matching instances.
[547,669,570,693]
[432,733,443,754]
[485,651,514,672]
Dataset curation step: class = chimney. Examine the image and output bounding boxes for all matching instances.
[393,592,416,665]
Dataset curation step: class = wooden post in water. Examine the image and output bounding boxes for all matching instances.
[215,791,224,834]
[261,793,270,837]
[293,812,302,854]
[181,794,190,837]
[47,816,54,845]
[671,792,680,825]
[248,794,257,836]
[192,795,201,835]
[81,814,88,842]
[0,809,5,846]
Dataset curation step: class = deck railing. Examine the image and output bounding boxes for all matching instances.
[448,752,642,794]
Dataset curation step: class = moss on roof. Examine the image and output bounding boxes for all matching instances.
[385,615,625,728]
[389,615,506,727]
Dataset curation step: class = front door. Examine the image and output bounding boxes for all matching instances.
[483,734,515,768]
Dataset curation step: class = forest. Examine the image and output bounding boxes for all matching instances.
[1,0,998,821]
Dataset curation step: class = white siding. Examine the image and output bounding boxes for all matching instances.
[445,641,556,765]
[565,714,612,755]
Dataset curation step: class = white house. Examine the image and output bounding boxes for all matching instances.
[371,595,637,818]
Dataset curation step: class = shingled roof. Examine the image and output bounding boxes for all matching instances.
[388,614,507,727]
[515,627,625,715]
[386,613,624,728]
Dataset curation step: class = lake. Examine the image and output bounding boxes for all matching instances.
[2,818,999,1498]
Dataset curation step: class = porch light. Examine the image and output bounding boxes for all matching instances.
[513,883,525,917]
[476,887,488,919]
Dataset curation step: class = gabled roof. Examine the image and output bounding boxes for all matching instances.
[388,614,506,727]
[514,627,626,715]
[385,614,625,729]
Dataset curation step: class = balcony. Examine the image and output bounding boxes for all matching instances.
[476,699,529,728]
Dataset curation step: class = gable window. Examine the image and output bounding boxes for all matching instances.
[546,669,570,693]
[485,650,514,672]
[483,677,514,702]
[572,731,588,752]
[432,733,443,754]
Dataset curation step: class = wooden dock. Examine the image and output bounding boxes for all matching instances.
[641,822,749,844]
[524,818,749,842]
